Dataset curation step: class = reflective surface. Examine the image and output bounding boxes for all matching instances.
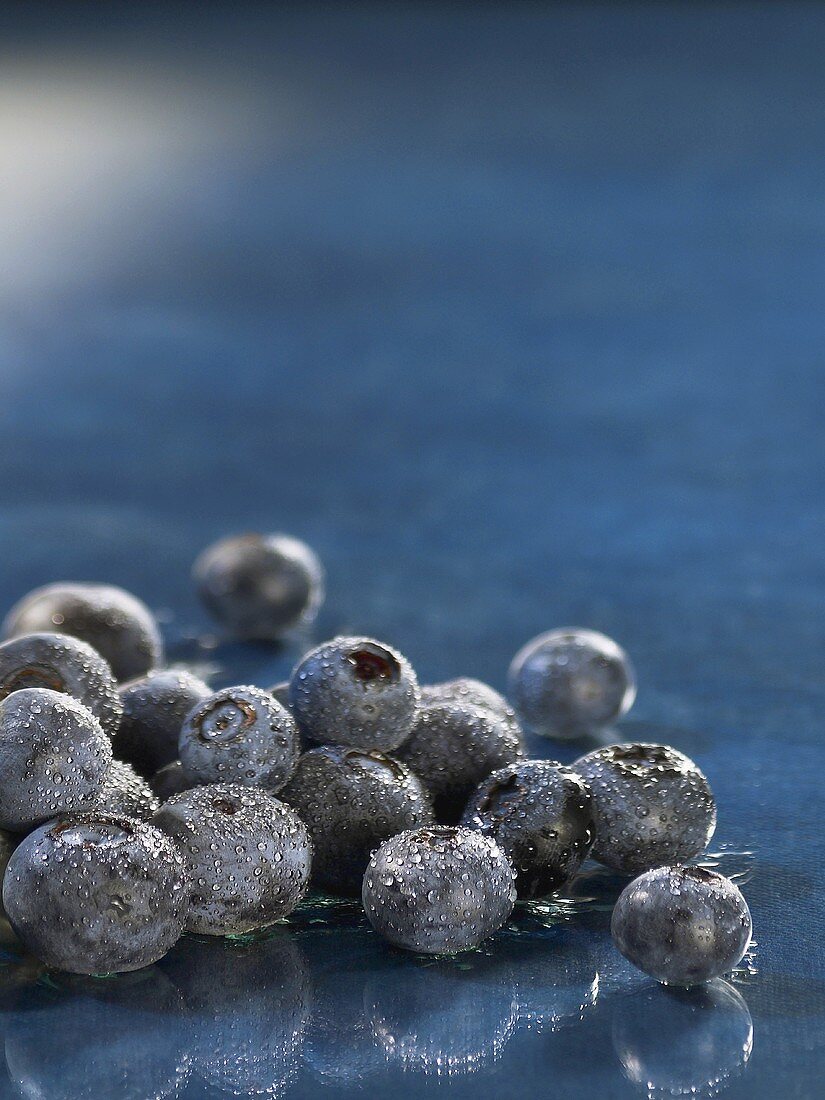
[0,3,823,1096]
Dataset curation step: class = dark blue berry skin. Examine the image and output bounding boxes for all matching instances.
[0,632,122,736]
[115,668,211,777]
[92,758,160,821]
[508,628,636,739]
[3,583,163,683]
[362,826,517,954]
[422,678,517,728]
[153,783,312,935]
[269,681,291,709]
[3,812,189,974]
[0,687,112,832]
[280,745,434,896]
[3,967,189,1100]
[179,685,299,791]
[574,743,716,874]
[150,759,198,802]
[462,759,594,898]
[289,636,420,753]
[611,865,753,986]
[397,698,524,823]
[193,532,324,640]
[161,931,311,1097]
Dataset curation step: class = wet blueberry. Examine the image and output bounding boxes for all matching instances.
[0,631,122,736]
[3,582,163,683]
[92,758,160,821]
[508,628,636,739]
[362,825,516,954]
[280,745,434,896]
[289,636,420,753]
[422,677,518,728]
[150,759,198,802]
[611,865,753,986]
[193,532,324,640]
[0,687,112,832]
[462,759,594,898]
[574,742,716,874]
[153,783,312,935]
[3,812,189,973]
[396,698,524,823]
[115,668,211,776]
[179,685,300,790]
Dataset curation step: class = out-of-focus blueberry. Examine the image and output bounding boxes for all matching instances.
[91,758,160,821]
[153,783,312,935]
[289,636,420,752]
[178,685,299,791]
[3,582,163,682]
[280,745,434,896]
[0,631,122,736]
[611,865,753,986]
[0,687,112,832]
[3,812,189,974]
[115,668,211,776]
[362,825,516,954]
[193,532,324,639]
[150,759,198,802]
[574,742,716,874]
[508,628,636,739]
[462,759,594,898]
[397,699,524,823]
[269,681,291,709]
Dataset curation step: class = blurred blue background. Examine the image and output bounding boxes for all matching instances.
[0,3,823,1098]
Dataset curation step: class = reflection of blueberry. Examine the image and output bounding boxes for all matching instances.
[363,826,516,954]
[193,532,324,639]
[0,688,112,831]
[3,812,189,974]
[462,760,594,898]
[508,628,636,739]
[150,759,197,802]
[397,699,524,823]
[280,745,434,896]
[162,930,311,1096]
[574,743,716,873]
[611,865,753,986]
[153,783,312,935]
[92,758,160,821]
[3,966,190,1100]
[3,582,163,683]
[115,668,211,776]
[612,978,753,1097]
[289,636,420,752]
[179,685,299,791]
[0,632,122,736]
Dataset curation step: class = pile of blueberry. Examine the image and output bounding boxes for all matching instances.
[0,533,752,988]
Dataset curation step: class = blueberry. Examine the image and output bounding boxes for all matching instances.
[0,631,122,736]
[269,680,291,708]
[289,636,420,752]
[193,532,324,640]
[0,687,112,832]
[153,783,312,935]
[3,582,163,683]
[3,812,189,973]
[611,865,752,986]
[362,825,516,954]
[161,931,311,1096]
[0,828,15,888]
[150,759,198,802]
[178,685,299,790]
[462,760,594,898]
[280,745,434,896]
[508,628,636,738]
[574,742,716,874]
[396,698,524,823]
[422,677,517,726]
[92,758,160,821]
[115,668,211,776]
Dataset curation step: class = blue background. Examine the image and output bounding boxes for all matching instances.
[0,3,823,1097]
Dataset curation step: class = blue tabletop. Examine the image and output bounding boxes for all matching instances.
[0,3,823,1097]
